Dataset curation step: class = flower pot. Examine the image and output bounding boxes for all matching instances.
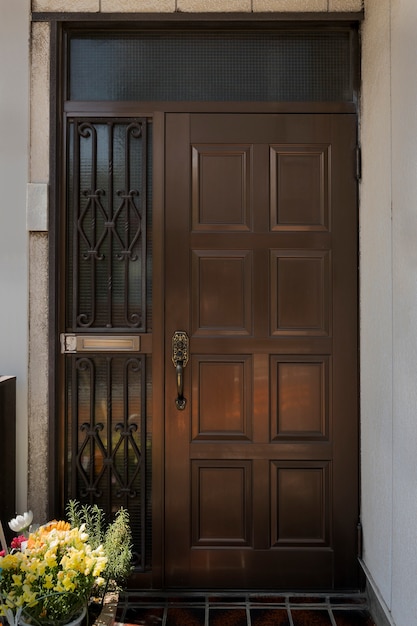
[19,605,87,626]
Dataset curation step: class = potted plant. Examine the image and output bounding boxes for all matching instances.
[0,514,107,626]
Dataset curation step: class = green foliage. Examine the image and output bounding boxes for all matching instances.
[103,507,133,586]
[65,501,133,589]
[66,501,106,550]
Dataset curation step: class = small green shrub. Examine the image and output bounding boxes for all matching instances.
[66,500,133,592]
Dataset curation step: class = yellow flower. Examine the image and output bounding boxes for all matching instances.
[22,586,38,606]
[0,520,108,624]
[43,574,54,590]
[44,549,57,568]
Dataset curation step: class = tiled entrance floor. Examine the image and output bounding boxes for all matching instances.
[115,592,376,626]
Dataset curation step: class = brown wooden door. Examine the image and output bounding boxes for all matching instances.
[164,113,358,590]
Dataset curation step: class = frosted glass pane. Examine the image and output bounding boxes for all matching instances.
[69,30,355,102]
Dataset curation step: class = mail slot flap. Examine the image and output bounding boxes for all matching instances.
[60,334,141,354]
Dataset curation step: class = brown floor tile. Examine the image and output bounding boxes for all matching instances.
[332,609,376,626]
[209,608,247,626]
[291,609,333,626]
[121,596,167,605]
[116,593,377,626]
[166,607,205,626]
[166,596,206,605]
[250,608,290,626]
[119,607,164,625]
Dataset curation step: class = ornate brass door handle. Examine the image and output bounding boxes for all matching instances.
[172,331,189,410]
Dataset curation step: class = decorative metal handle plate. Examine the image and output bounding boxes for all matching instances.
[172,331,189,410]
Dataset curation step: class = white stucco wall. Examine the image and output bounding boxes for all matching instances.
[391,0,417,624]
[361,1,417,625]
[360,0,393,611]
[0,0,29,513]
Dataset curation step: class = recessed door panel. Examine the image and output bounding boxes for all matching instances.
[271,462,330,546]
[270,357,329,440]
[192,251,253,335]
[191,356,252,441]
[270,144,330,231]
[271,251,330,336]
[192,144,252,231]
[191,461,252,546]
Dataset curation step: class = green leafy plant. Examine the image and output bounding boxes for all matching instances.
[65,501,133,595]
[102,507,132,586]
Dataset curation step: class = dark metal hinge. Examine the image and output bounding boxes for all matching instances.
[356,145,362,181]
[357,520,363,559]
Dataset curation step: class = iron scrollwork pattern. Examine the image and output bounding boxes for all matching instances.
[70,355,148,570]
[65,117,151,571]
[70,119,147,330]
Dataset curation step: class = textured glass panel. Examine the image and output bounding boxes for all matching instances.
[65,354,150,570]
[69,31,355,102]
[66,119,151,331]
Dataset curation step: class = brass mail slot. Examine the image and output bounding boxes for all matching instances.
[60,334,140,354]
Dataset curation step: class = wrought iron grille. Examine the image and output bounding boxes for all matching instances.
[65,354,151,570]
[67,119,148,331]
[64,118,152,571]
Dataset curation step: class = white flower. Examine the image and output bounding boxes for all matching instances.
[8,511,33,533]
[6,607,22,626]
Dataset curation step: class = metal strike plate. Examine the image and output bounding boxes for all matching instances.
[171,331,189,368]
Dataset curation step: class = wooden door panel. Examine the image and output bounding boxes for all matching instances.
[271,250,331,335]
[192,251,253,335]
[270,357,329,441]
[191,461,253,546]
[271,462,330,546]
[192,144,252,231]
[270,144,330,231]
[164,113,358,589]
[191,356,252,441]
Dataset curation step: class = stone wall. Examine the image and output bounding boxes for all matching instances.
[31,0,363,12]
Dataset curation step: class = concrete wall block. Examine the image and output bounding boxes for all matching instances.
[28,233,49,523]
[329,0,363,11]
[101,0,175,11]
[177,0,251,10]
[26,183,49,232]
[30,0,365,15]
[32,0,99,10]
[30,22,50,182]
[253,0,327,11]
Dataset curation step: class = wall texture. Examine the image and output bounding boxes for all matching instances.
[360,0,393,615]
[27,20,50,524]
[391,0,417,624]
[31,0,363,11]
[0,0,29,514]
[361,1,417,625]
